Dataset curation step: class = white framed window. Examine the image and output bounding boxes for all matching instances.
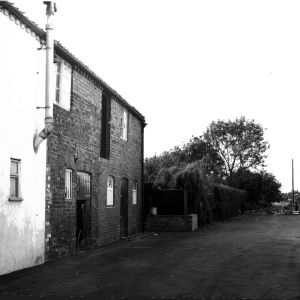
[107,176,114,206]
[9,158,22,201]
[65,169,72,200]
[54,58,72,110]
[120,110,128,141]
[132,180,138,205]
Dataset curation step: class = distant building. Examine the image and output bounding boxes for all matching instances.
[0,1,146,274]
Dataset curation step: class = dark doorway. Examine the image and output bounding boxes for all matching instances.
[120,178,129,238]
[76,171,91,250]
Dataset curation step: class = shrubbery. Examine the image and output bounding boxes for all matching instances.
[213,184,247,220]
[150,159,246,225]
[145,117,282,223]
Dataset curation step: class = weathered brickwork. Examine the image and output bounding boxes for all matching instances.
[46,62,145,258]
[146,215,198,232]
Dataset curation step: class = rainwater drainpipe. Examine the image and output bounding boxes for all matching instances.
[33,1,56,153]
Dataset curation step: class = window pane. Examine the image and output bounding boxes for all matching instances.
[60,61,71,110]
[121,111,128,140]
[133,190,137,205]
[65,169,72,199]
[107,189,113,206]
[133,181,137,191]
[107,176,114,189]
[107,176,114,205]
[123,111,127,137]
[10,177,18,197]
[54,61,60,104]
[10,161,18,174]
[132,181,137,204]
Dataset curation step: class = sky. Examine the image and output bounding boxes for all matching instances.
[9,0,300,192]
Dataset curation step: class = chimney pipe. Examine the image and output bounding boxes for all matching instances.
[34,1,56,153]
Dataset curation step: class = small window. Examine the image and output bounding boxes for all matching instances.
[54,59,72,110]
[120,110,128,141]
[107,176,114,206]
[65,169,72,200]
[132,180,138,205]
[10,159,22,200]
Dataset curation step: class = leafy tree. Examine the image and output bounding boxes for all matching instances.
[182,136,223,170]
[260,172,282,204]
[144,136,222,183]
[144,155,162,183]
[203,116,270,179]
[230,168,282,207]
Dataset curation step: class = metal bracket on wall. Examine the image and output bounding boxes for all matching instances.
[37,41,46,50]
[36,106,50,109]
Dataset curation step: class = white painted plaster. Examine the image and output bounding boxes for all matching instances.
[0,12,47,275]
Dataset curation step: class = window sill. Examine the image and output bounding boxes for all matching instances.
[106,205,115,208]
[9,197,23,202]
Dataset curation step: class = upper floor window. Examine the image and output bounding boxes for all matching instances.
[65,169,72,200]
[10,158,22,201]
[54,58,72,111]
[107,176,114,206]
[132,180,138,205]
[120,110,128,141]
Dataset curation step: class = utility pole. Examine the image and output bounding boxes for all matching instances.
[292,159,299,214]
[292,159,294,207]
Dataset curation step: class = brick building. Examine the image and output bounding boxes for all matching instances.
[0,1,146,266]
[46,46,146,257]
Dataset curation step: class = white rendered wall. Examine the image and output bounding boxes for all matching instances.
[0,11,47,275]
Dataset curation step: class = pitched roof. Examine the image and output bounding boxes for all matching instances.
[0,1,146,124]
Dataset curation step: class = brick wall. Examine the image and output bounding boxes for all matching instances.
[146,215,198,232]
[46,64,144,258]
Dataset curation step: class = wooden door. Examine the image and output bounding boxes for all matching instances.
[76,171,91,249]
[120,178,129,238]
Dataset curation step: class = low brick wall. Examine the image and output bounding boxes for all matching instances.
[146,214,198,232]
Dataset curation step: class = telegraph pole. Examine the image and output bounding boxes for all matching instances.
[292,159,299,214]
[292,159,294,207]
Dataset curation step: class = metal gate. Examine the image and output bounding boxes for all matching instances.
[76,171,91,249]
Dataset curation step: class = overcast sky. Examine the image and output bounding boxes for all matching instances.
[11,0,300,192]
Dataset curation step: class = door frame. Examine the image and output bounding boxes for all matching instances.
[120,177,129,238]
[76,171,91,250]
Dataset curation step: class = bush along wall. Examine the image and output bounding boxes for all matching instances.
[148,159,247,226]
[213,184,247,220]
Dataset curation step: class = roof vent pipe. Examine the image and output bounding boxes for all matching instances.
[33,1,56,153]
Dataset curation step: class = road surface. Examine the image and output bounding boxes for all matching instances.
[0,214,300,299]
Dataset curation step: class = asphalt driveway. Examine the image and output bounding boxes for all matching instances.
[1,214,300,300]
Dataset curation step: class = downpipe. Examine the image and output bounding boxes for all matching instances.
[33,1,56,153]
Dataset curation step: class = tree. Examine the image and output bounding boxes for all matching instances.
[230,168,282,207]
[144,155,162,183]
[144,136,223,183]
[203,116,270,179]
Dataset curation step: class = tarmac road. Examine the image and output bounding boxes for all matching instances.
[1,214,300,300]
